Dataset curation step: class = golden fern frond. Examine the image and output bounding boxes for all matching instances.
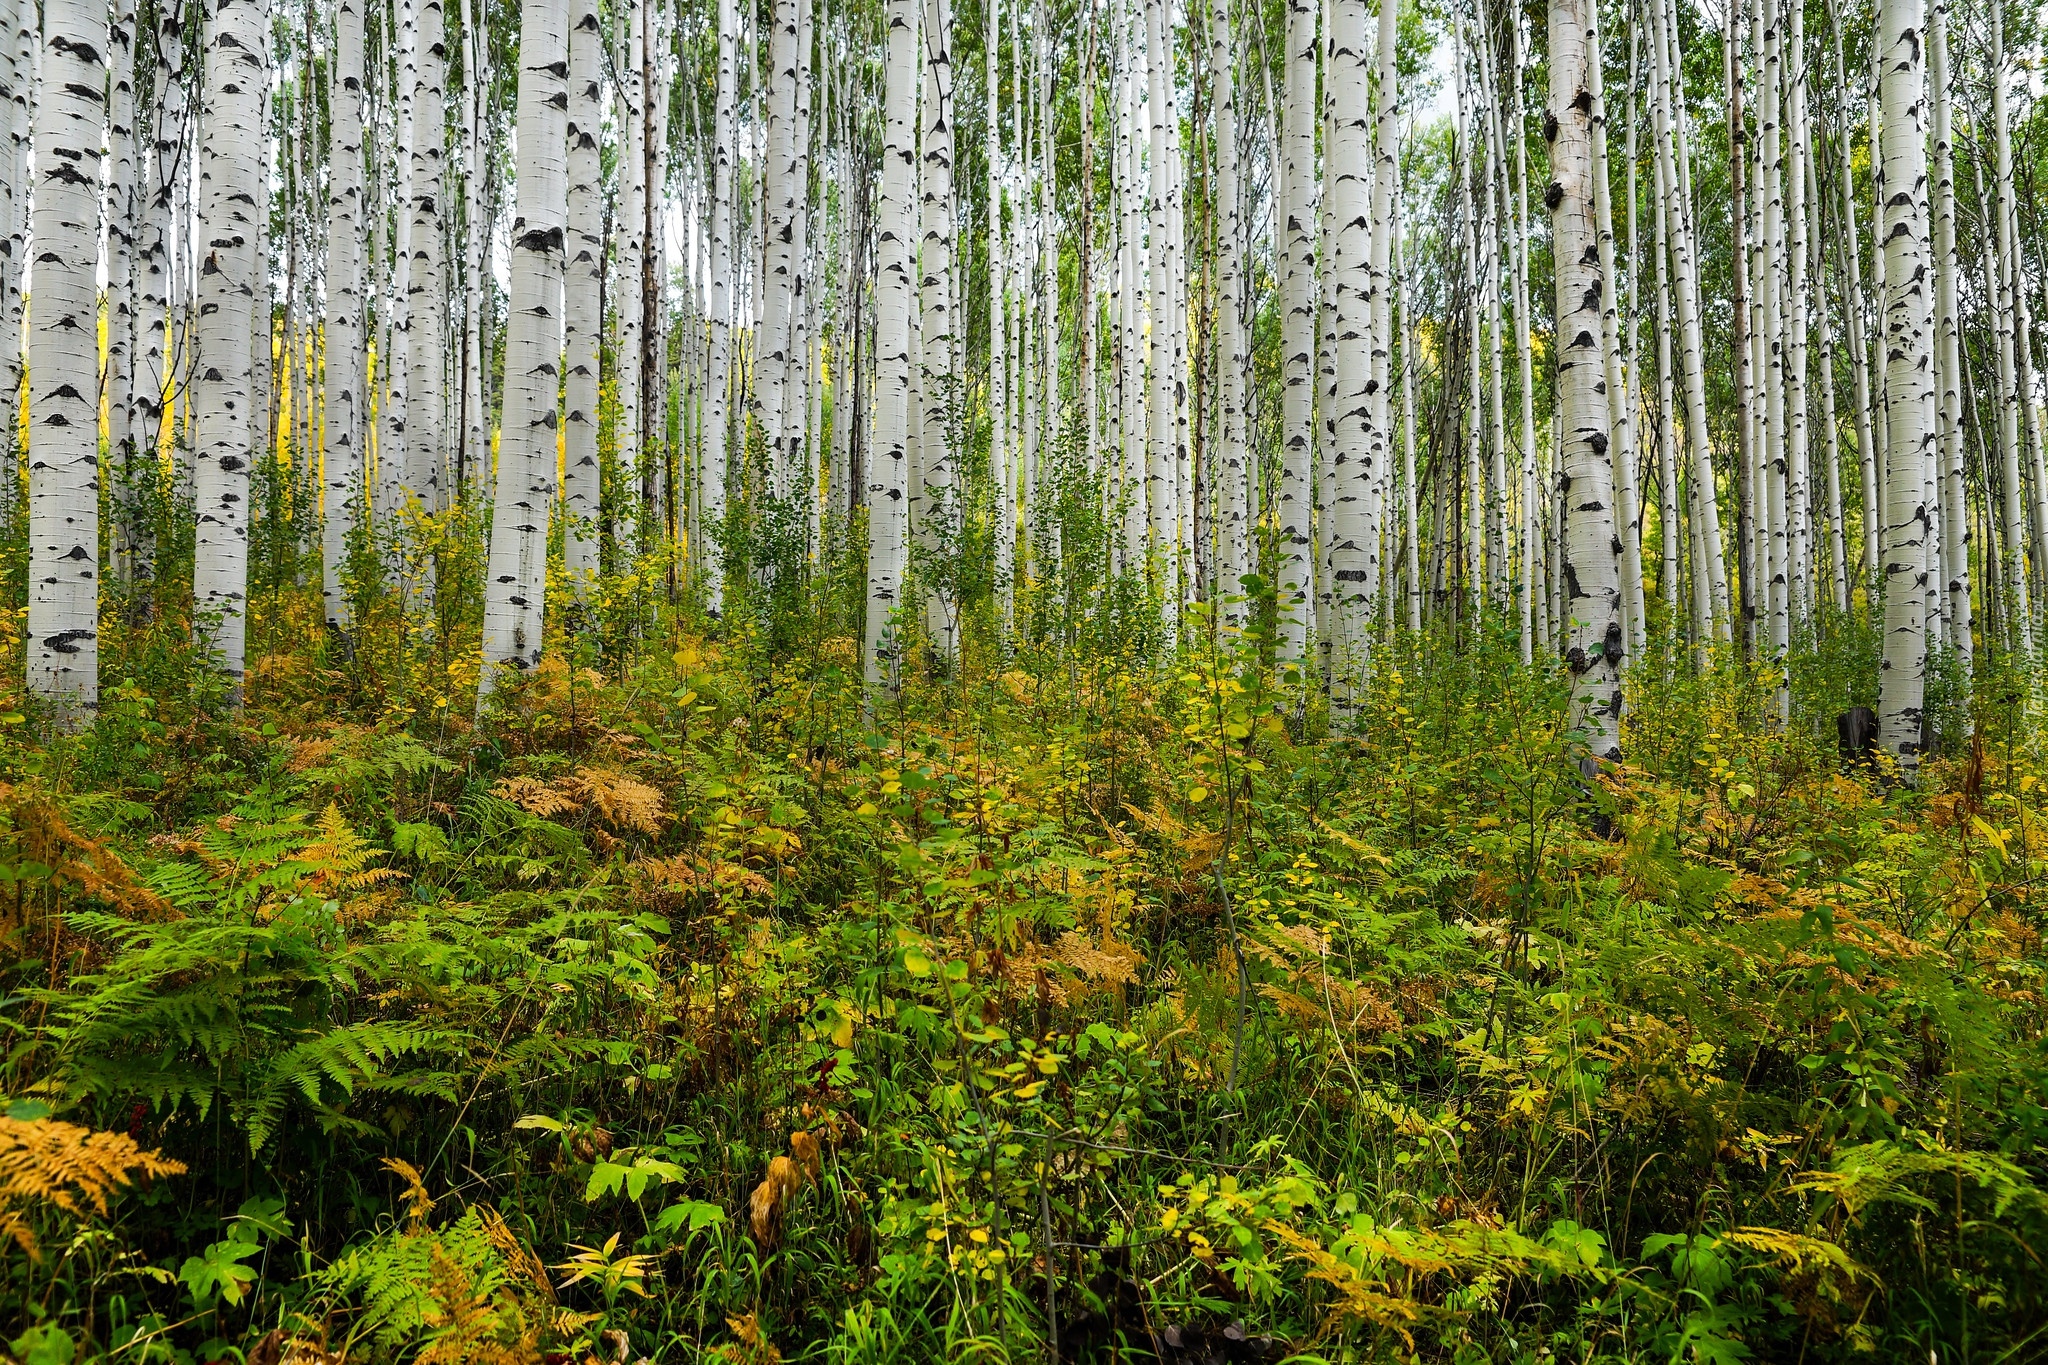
[3,786,175,920]
[0,1115,186,1261]
[297,803,401,893]
[1264,1222,1427,1345]
[569,767,667,835]
[380,1158,435,1228]
[492,776,581,820]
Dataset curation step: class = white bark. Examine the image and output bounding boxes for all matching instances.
[323,0,366,632]
[920,0,957,661]
[404,0,448,574]
[1549,0,1622,765]
[478,0,568,695]
[1323,0,1372,702]
[1648,0,1728,638]
[563,0,603,594]
[24,0,110,714]
[191,0,269,693]
[1875,0,1932,770]
[1276,0,1316,659]
[105,0,140,587]
[704,0,736,613]
[1212,0,1247,617]
[1927,0,1969,667]
[866,0,917,689]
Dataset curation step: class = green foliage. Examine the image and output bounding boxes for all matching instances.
[2,594,2046,1363]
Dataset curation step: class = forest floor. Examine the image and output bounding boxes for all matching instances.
[2,595,2045,1363]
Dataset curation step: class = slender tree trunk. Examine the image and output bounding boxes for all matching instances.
[323,0,366,633]
[1550,0,1622,765]
[1276,0,1316,659]
[920,0,957,662]
[405,0,448,602]
[1928,0,1969,669]
[1875,0,1932,769]
[192,0,270,696]
[24,0,112,715]
[478,0,568,696]
[866,0,917,689]
[563,0,603,595]
[1649,0,1728,638]
[704,0,736,613]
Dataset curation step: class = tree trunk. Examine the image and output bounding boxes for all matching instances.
[24,0,112,715]
[865,0,917,689]
[563,0,604,595]
[478,0,568,696]
[1875,0,1932,770]
[1548,0,1622,766]
[192,0,269,697]
[323,0,366,633]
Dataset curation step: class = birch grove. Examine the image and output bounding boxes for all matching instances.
[0,0,2034,781]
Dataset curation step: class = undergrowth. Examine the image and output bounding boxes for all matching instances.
[0,579,2044,1364]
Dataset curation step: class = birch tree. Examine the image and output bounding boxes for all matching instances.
[563,0,604,593]
[323,0,366,634]
[1548,0,1622,765]
[24,0,111,713]
[479,0,568,695]
[1875,0,1932,769]
[866,0,917,689]
[192,0,270,694]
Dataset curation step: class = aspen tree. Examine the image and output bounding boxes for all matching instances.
[920,0,958,662]
[1584,0,1639,660]
[1927,0,1969,667]
[1826,0,1880,597]
[404,0,448,592]
[564,0,604,595]
[990,0,1012,609]
[1323,0,1371,699]
[1277,0,1317,660]
[1395,154,1423,634]
[1212,0,1248,617]
[866,0,917,688]
[1549,0,1621,764]
[705,0,737,613]
[0,0,30,425]
[614,0,645,528]
[105,0,140,587]
[191,0,270,694]
[24,0,113,713]
[323,0,367,634]
[1648,0,1728,638]
[1875,0,1932,768]
[479,0,568,696]
[1145,0,1177,591]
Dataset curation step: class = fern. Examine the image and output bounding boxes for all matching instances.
[0,1114,185,1261]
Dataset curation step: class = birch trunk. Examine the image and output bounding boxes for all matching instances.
[1549,0,1622,763]
[404,0,448,586]
[865,0,917,688]
[1649,0,1728,637]
[191,0,269,693]
[1212,0,1248,617]
[704,0,735,613]
[1875,0,1932,769]
[563,0,603,594]
[920,0,957,661]
[1927,0,1969,667]
[24,0,111,713]
[1277,0,1317,659]
[323,0,366,633]
[1322,0,1372,702]
[478,0,568,695]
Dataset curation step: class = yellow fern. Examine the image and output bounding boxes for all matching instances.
[297,804,402,894]
[0,1115,186,1261]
